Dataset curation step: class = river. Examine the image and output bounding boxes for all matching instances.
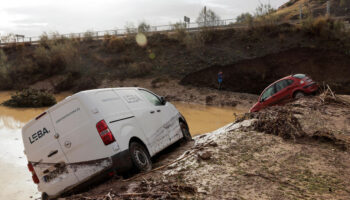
[0,91,245,199]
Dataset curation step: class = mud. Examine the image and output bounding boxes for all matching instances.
[99,77,258,109]
[66,94,350,200]
[181,47,350,95]
[240,92,350,150]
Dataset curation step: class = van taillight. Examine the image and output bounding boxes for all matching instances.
[28,162,40,184]
[32,174,40,184]
[96,120,116,145]
[27,162,34,172]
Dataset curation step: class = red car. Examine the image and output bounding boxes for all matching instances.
[250,74,318,112]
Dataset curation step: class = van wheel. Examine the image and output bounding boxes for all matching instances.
[180,122,192,142]
[294,91,305,99]
[41,193,48,200]
[129,142,152,172]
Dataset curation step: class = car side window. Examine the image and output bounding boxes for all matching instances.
[139,90,162,106]
[275,80,293,93]
[286,79,294,85]
[261,86,276,101]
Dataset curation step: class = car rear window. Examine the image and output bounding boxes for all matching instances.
[292,74,306,79]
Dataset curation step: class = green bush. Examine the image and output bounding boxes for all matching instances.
[171,22,187,41]
[0,49,11,89]
[33,40,80,76]
[104,36,126,53]
[301,16,345,38]
[2,89,56,108]
[236,13,253,24]
[83,31,95,42]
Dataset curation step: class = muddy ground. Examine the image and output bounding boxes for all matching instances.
[32,77,258,109]
[181,47,350,94]
[65,94,350,200]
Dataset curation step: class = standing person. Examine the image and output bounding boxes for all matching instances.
[218,71,223,90]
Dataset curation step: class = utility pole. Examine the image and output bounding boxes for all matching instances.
[326,1,330,16]
[204,6,207,27]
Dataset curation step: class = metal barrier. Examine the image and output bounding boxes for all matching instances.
[1,17,348,46]
[0,18,238,46]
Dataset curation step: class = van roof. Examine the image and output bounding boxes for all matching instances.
[22,87,141,132]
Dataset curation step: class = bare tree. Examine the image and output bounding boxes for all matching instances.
[196,6,221,27]
[236,13,253,24]
[138,22,151,33]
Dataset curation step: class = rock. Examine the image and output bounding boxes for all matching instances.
[197,151,212,160]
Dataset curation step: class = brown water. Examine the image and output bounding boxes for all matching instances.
[0,91,245,199]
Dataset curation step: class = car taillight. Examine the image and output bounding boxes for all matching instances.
[96,120,116,145]
[28,162,40,184]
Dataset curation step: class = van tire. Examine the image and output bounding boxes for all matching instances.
[180,122,192,142]
[41,193,48,200]
[129,142,152,172]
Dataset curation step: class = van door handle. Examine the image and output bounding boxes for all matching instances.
[157,109,161,112]
[150,110,155,114]
[48,150,58,158]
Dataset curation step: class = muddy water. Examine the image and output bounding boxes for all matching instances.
[174,102,245,135]
[0,91,245,199]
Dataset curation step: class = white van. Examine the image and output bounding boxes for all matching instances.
[22,87,191,199]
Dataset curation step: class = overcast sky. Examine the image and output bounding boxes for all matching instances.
[0,0,289,37]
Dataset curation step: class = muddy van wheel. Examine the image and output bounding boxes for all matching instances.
[41,193,48,200]
[180,122,192,142]
[129,142,152,172]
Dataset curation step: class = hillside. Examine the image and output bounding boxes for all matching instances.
[277,0,350,20]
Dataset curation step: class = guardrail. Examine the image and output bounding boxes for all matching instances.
[1,16,348,46]
[0,18,238,46]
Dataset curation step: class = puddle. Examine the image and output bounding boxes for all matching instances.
[0,91,246,199]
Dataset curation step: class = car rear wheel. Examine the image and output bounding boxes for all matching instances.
[180,122,192,142]
[294,91,305,99]
[129,142,152,172]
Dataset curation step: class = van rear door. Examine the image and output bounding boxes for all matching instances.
[49,97,113,183]
[22,112,79,196]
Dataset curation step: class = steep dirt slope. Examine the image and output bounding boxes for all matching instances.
[181,47,350,94]
[66,94,350,200]
[277,0,350,20]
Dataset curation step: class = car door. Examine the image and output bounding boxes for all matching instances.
[274,79,294,105]
[137,89,174,152]
[259,84,277,109]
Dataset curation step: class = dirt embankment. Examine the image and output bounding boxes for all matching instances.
[66,94,350,200]
[98,78,257,108]
[181,47,350,95]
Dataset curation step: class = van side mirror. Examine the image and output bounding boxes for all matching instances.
[260,98,264,102]
[160,96,166,105]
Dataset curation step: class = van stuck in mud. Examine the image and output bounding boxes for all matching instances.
[21,87,191,199]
